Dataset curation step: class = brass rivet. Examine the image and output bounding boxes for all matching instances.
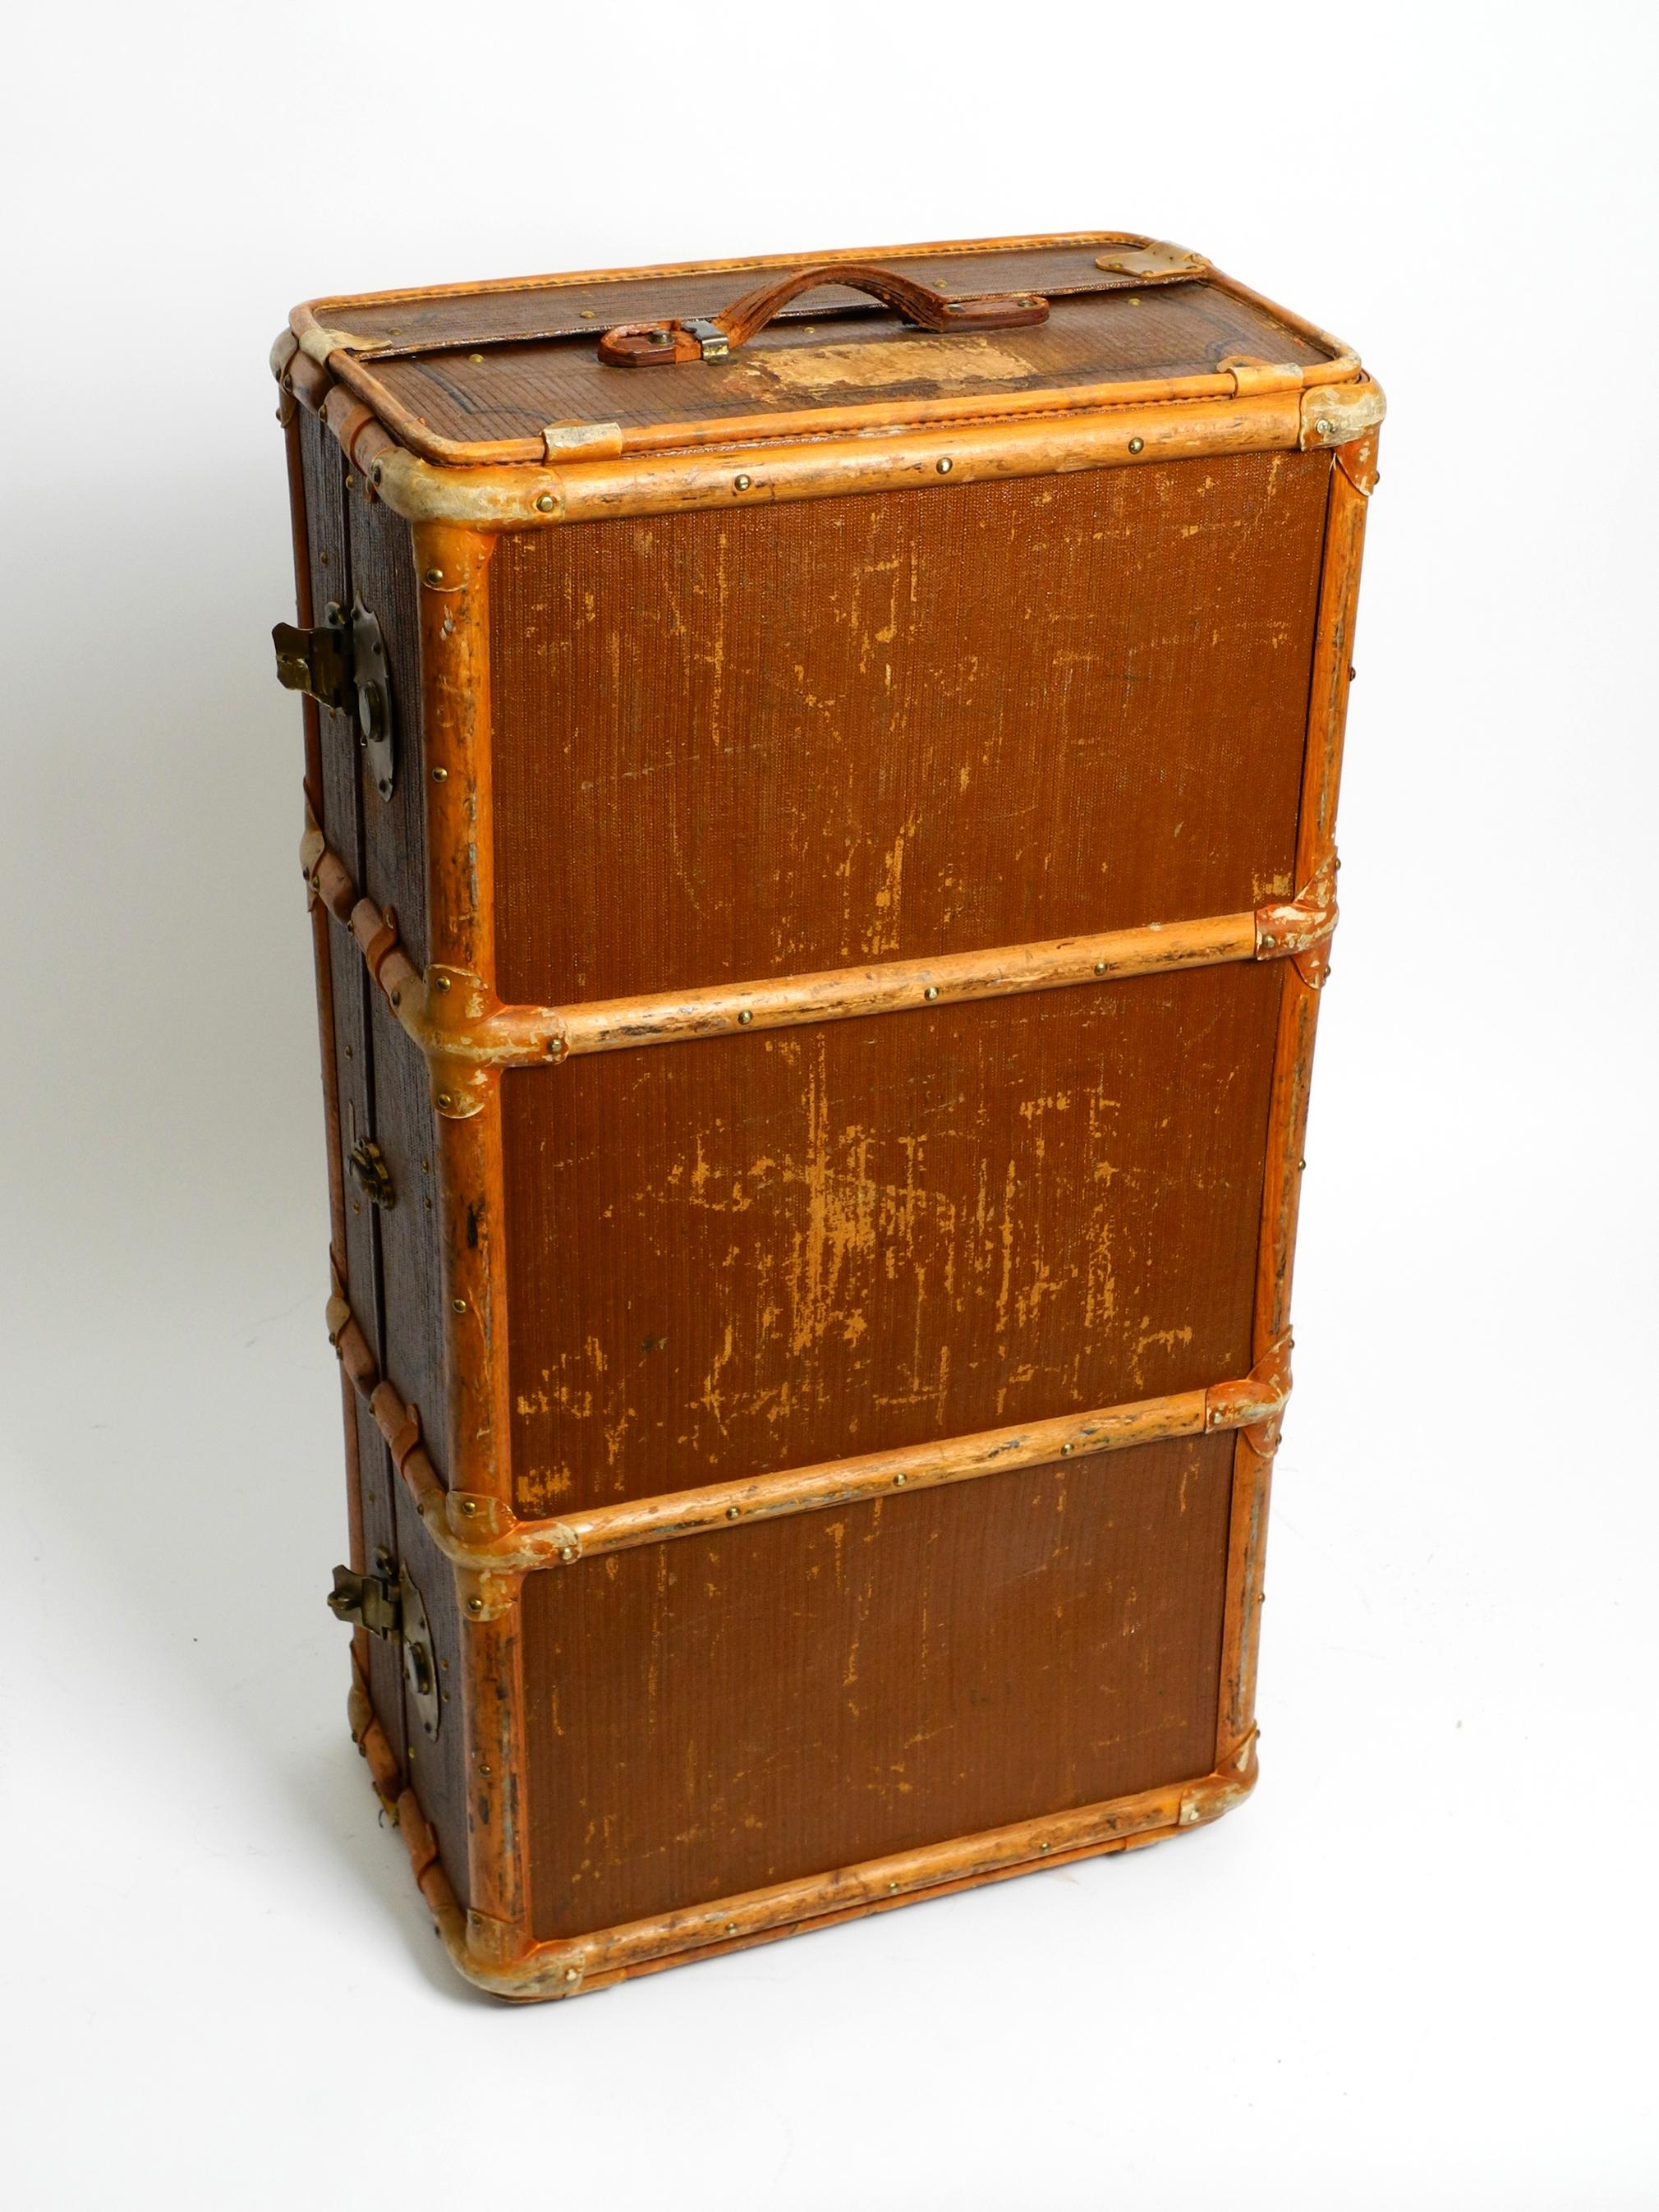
[1039,1842,1051,1854]
[563,1966,580,1983]
[453,1298,467,1313]
[425,567,443,584]
[559,1545,577,1562]
[431,766,448,781]
[936,458,952,475]
[737,1009,752,1025]
[434,975,451,993]
[436,1091,453,1108]
[344,471,357,491]
[888,1880,899,1892]
[352,1200,361,1214]
[923,985,940,1001]
[580,310,596,320]
[460,1498,478,1515]
[1128,436,1144,454]
[733,473,751,491]
[1315,416,1334,437]
[420,1159,430,1172]
[468,353,484,365]
[1060,1443,1073,1456]
[478,1761,491,1775]
[1093,960,1108,975]
[344,1045,352,1058]
[466,1596,484,1614]
[894,1473,907,1487]
[725,1506,740,1520]
[535,493,556,513]
[724,1921,738,1934]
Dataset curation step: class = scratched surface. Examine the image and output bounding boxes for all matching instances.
[357,272,1332,441]
[501,962,1279,1515]
[488,453,1329,1005]
[522,1431,1234,1936]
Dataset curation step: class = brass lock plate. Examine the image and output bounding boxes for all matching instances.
[399,1569,442,1741]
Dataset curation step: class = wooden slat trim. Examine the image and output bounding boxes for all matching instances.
[381,1738,1257,2000]
[325,1281,1291,1575]
[302,800,1339,1106]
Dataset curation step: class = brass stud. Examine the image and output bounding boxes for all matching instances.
[733,473,751,492]
[1094,959,1108,975]
[737,1009,752,1025]
[936,457,953,474]
[923,985,940,1001]
[434,975,451,993]
[535,493,556,513]
[425,567,444,584]
[344,471,357,491]
[436,1091,453,1108]
[1039,1842,1051,1854]
[460,1498,478,1515]
[559,1545,577,1562]
[1128,436,1144,454]
[431,766,448,781]
[580,310,596,320]
[894,1473,907,1487]
[453,1298,467,1313]
[725,1505,740,1520]
[1060,1442,1073,1456]
[562,1966,579,1983]
[466,1595,484,1615]
[469,353,484,365]
[420,1159,430,1172]
[725,1921,738,1935]
[1315,416,1334,437]
[478,1761,491,1776]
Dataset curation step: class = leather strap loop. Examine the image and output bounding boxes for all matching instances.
[599,262,1048,366]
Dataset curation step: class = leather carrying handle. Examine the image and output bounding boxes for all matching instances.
[598,262,1050,366]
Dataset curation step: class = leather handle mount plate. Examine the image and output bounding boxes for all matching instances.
[598,262,1050,366]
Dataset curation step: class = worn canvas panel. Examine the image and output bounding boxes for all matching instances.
[488,453,1330,1005]
[501,961,1281,1517]
[522,1429,1236,1937]
[365,276,1333,443]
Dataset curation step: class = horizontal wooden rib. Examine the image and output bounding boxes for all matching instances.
[415,1753,1256,1998]
[495,911,1261,1061]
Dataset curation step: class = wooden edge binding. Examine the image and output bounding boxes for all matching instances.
[300,799,1342,1115]
[323,1276,1294,1577]
[366,1733,1259,2002]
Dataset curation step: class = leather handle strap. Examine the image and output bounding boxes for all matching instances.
[599,261,1049,367]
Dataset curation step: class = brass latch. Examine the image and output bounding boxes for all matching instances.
[326,1565,442,1741]
[328,1565,401,1636]
[347,1136,395,1209]
[273,593,396,801]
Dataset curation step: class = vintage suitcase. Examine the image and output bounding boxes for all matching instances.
[270,232,1382,2000]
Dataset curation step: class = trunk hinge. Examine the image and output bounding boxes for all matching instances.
[273,593,396,799]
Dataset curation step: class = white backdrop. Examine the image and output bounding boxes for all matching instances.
[3,5,1655,2205]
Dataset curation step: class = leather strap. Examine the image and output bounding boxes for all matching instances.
[600,261,1048,366]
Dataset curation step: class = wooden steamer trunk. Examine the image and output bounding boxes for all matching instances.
[270,234,1382,2000]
